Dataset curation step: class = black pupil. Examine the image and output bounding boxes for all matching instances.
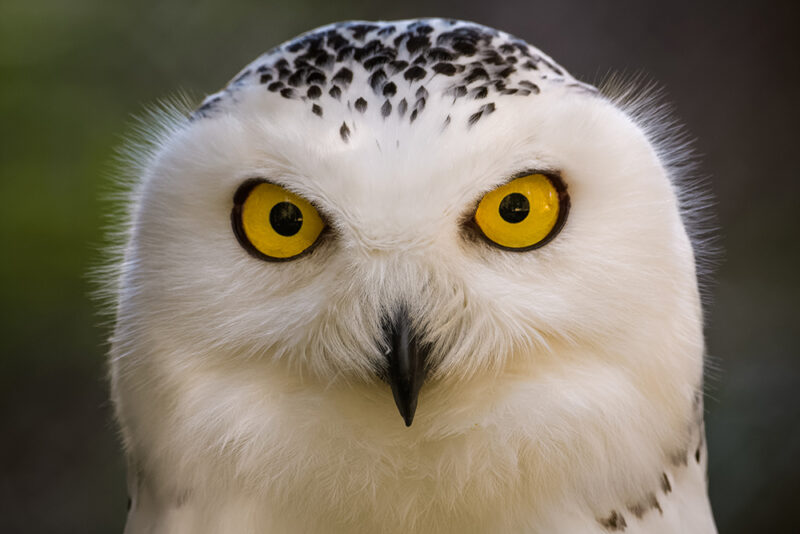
[269,201,303,236]
[498,193,530,223]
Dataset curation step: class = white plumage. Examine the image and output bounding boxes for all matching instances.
[107,18,717,533]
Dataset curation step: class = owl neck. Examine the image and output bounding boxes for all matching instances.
[120,349,714,533]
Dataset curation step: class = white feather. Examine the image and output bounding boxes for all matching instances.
[105,19,717,534]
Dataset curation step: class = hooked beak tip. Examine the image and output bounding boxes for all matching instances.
[383,307,428,427]
[395,394,417,427]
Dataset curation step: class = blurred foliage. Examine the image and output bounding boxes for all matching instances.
[1,0,797,532]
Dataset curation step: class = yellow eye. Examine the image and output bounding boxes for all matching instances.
[232,180,325,261]
[474,173,569,250]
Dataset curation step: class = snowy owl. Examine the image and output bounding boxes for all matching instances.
[107,18,717,534]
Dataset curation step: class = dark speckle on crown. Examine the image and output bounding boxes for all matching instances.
[192,18,596,135]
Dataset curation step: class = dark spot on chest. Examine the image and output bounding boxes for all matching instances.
[598,510,627,531]
[661,472,672,494]
[627,492,662,519]
[176,490,191,508]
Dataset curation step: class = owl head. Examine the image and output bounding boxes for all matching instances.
[109,19,705,443]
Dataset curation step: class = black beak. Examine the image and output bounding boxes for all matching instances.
[383,307,429,426]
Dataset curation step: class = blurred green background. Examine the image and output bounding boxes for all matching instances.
[1,0,797,532]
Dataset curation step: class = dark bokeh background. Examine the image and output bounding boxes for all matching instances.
[2,0,797,532]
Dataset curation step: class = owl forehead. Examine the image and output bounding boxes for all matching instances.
[193,18,595,133]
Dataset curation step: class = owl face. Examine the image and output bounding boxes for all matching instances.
[116,20,703,428]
